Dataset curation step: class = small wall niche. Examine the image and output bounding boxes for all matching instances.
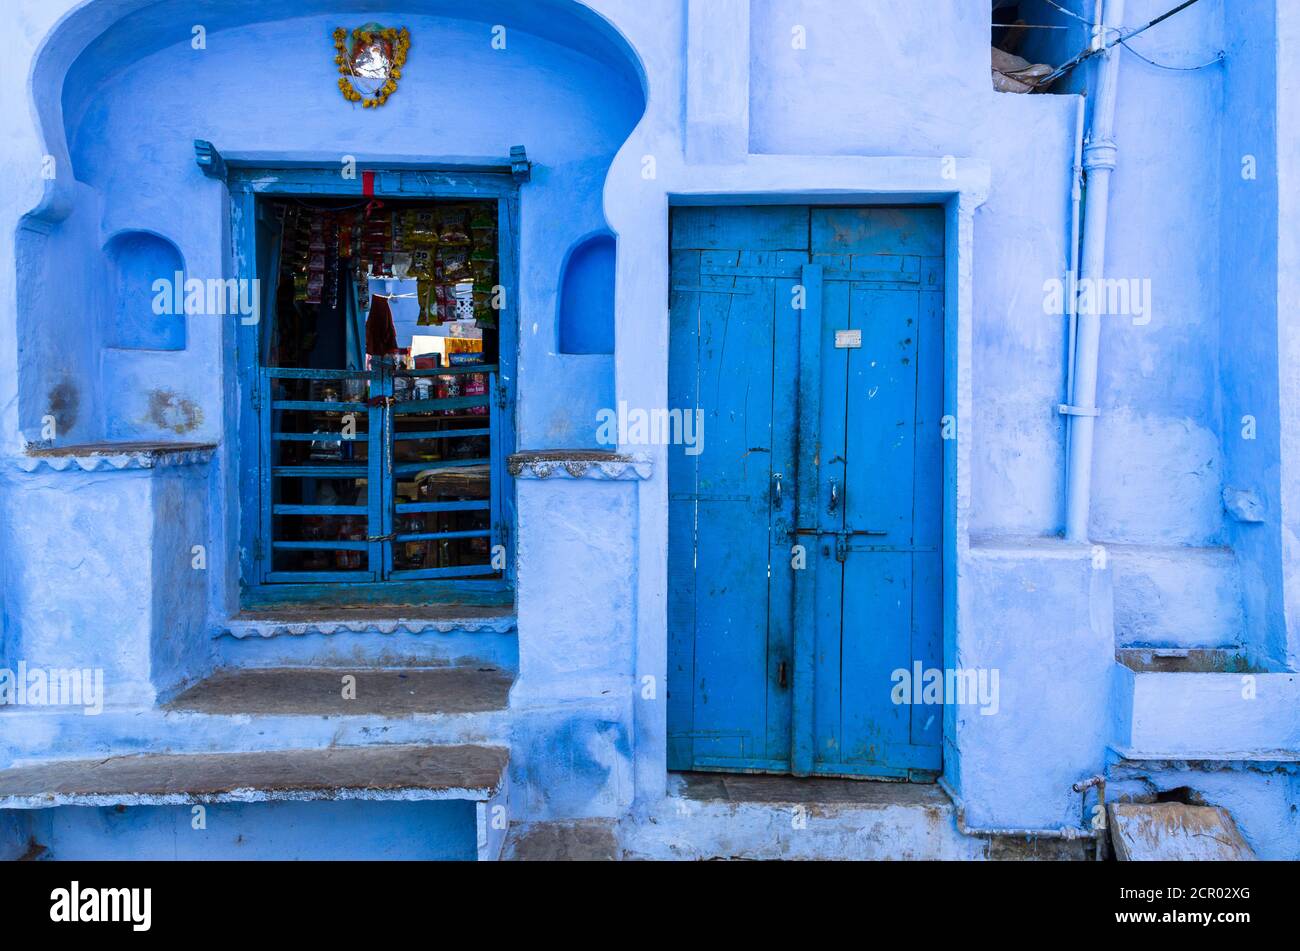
[105,231,186,350]
[558,232,616,355]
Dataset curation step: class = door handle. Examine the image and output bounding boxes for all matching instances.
[829,479,840,513]
[772,472,783,507]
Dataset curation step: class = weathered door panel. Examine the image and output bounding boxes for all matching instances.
[670,205,944,779]
[810,207,945,779]
[667,249,702,771]
[668,211,804,772]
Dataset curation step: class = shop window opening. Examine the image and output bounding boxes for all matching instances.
[243,190,513,604]
[991,0,1092,94]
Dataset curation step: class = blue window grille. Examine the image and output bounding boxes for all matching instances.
[227,163,520,608]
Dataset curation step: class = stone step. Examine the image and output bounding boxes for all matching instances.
[1112,652,1300,761]
[0,743,507,808]
[1109,803,1256,860]
[0,667,515,766]
[0,744,510,861]
[167,666,514,717]
[621,773,988,860]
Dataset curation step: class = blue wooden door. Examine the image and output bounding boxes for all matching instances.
[668,206,944,780]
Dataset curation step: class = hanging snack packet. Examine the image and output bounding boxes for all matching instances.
[436,206,471,245]
[437,247,472,283]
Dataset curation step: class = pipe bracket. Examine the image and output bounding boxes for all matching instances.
[1059,404,1100,418]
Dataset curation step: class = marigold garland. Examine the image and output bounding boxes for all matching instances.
[334,27,410,108]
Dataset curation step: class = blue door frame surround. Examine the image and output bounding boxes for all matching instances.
[227,162,521,609]
[667,205,948,781]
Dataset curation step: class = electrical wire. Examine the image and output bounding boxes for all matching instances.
[1038,0,1208,84]
[1119,38,1224,71]
[1040,0,1092,24]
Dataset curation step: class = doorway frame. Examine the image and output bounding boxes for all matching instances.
[226,163,522,610]
[665,201,953,782]
[617,163,990,805]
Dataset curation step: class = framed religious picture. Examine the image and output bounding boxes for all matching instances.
[334,24,410,108]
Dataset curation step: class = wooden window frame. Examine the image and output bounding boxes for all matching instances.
[230,165,519,610]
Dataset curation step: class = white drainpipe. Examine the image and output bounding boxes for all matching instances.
[1063,0,1125,542]
[1063,95,1086,459]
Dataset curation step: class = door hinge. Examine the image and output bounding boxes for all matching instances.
[777,660,788,689]
[495,378,509,411]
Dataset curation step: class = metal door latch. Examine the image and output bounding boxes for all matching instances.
[792,527,888,562]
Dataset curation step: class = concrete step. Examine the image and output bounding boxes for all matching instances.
[167,666,514,717]
[504,819,621,860]
[0,744,510,861]
[1107,544,1244,649]
[1112,651,1300,761]
[0,666,515,765]
[620,773,988,860]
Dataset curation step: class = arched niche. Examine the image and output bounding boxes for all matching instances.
[19,0,647,448]
[104,231,186,351]
[558,232,616,355]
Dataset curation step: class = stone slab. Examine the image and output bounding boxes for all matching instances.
[0,744,509,808]
[166,666,513,717]
[1109,803,1257,861]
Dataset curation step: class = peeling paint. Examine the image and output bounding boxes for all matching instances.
[46,379,78,433]
[145,389,202,434]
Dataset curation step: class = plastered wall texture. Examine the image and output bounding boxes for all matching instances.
[0,0,1296,859]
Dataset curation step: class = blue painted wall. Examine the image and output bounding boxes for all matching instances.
[27,800,478,861]
[0,0,1295,859]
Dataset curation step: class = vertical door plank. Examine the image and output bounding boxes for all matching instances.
[911,280,945,755]
[667,249,702,771]
[765,252,804,764]
[790,261,822,776]
[811,255,851,771]
[690,248,781,767]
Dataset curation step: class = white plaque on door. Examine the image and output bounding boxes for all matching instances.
[834,329,862,349]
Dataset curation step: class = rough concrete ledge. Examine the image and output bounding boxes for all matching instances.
[221,604,517,639]
[1113,662,1300,761]
[165,666,514,717]
[0,744,509,809]
[967,534,1094,559]
[508,450,652,481]
[1117,647,1257,673]
[17,441,217,472]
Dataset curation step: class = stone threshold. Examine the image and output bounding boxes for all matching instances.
[676,771,952,806]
